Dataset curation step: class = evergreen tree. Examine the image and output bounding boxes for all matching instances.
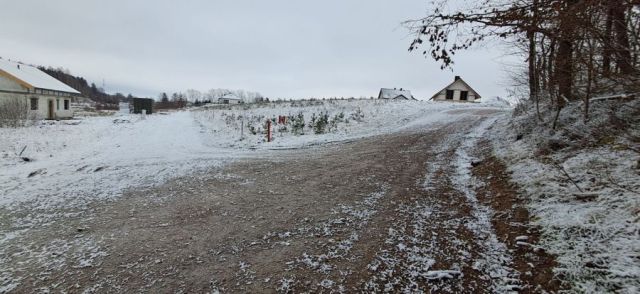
[160,92,169,102]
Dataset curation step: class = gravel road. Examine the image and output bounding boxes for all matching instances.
[1,109,559,293]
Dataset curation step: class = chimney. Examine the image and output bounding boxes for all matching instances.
[17,64,20,70]
[454,76,461,81]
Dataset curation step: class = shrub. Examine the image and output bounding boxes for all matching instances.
[329,113,344,132]
[0,96,34,128]
[291,113,305,135]
[309,113,317,131]
[314,112,329,134]
[247,122,258,135]
[350,107,365,122]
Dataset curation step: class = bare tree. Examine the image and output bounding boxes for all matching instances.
[407,0,639,126]
[611,0,634,75]
[185,89,203,102]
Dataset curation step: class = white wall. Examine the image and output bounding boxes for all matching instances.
[219,99,242,104]
[433,80,478,102]
[0,92,74,119]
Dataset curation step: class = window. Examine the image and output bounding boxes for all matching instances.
[30,98,38,110]
[56,99,60,110]
[446,90,454,100]
[460,91,469,101]
[64,100,70,110]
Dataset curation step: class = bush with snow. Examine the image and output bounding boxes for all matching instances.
[0,96,36,127]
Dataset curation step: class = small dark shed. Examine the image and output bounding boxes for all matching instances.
[132,98,154,114]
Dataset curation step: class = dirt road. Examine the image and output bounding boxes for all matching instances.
[2,109,559,293]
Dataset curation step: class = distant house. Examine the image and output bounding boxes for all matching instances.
[378,88,415,100]
[431,76,481,102]
[0,59,81,119]
[218,93,243,104]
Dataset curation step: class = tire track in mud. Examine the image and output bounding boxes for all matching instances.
[361,117,524,293]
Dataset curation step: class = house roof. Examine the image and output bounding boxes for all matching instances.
[0,59,80,94]
[379,88,413,99]
[219,93,242,100]
[430,77,482,100]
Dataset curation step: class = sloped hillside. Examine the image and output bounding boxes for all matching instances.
[38,66,138,106]
[489,98,640,292]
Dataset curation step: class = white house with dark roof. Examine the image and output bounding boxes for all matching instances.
[218,93,243,104]
[378,88,414,100]
[0,58,81,119]
[431,76,481,102]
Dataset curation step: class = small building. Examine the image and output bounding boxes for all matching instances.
[0,59,81,119]
[431,76,481,102]
[218,93,243,104]
[131,98,154,114]
[378,88,415,100]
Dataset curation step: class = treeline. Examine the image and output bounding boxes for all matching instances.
[407,0,639,124]
[153,88,265,109]
[38,66,140,109]
[155,92,187,110]
[162,89,265,104]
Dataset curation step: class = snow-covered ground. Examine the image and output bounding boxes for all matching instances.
[0,112,245,212]
[0,99,508,292]
[488,99,640,292]
[193,99,510,149]
[0,100,503,222]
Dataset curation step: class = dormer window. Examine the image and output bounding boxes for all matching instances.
[460,91,469,101]
[446,90,454,100]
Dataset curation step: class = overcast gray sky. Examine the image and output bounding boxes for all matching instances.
[0,0,515,100]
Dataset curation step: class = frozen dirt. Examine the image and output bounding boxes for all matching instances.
[0,105,560,293]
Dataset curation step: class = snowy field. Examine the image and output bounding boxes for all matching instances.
[489,99,640,293]
[193,99,509,149]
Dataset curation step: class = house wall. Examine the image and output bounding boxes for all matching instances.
[0,69,80,120]
[219,99,241,104]
[0,91,74,119]
[433,80,478,102]
[1,74,75,119]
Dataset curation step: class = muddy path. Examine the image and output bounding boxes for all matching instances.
[2,109,558,293]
